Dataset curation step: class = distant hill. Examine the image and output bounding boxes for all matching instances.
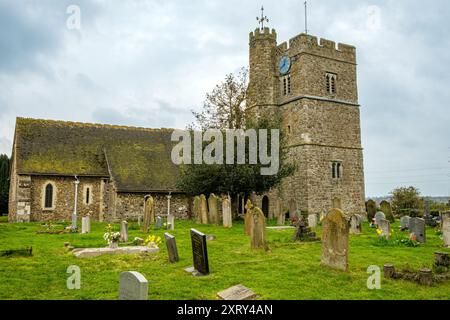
[366,196,450,204]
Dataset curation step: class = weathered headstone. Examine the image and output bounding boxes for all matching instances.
[190,229,209,276]
[143,195,154,232]
[244,199,254,236]
[81,216,90,234]
[380,201,395,223]
[120,220,128,242]
[167,214,175,230]
[378,218,391,240]
[366,199,377,221]
[208,193,219,225]
[349,214,362,235]
[292,218,320,242]
[308,214,317,229]
[217,285,257,300]
[200,194,209,224]
[155,216,162,229]
[164,233,179,263]
[400,216,411,230]
[441,212,450,247]
[275,198,284,225]
[222,196,232,228]
[251,207,268,251]
[118,271,148,300]
[321,208,349,271]
[193,196,201,223]
[374,211,385,226]
[409,217,426,243]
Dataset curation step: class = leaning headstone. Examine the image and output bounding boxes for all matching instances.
[208,193,219,225]
[244,200,254,236]
[164,233,179,263]
[400,216,411,230]
[366,199,377,221]
[193,196,201,223]
[251,207,268,251]
[120,221,128,242]
[349,214,362,235]
[143,195,154,232]
[308,214,318,229]
[118,271,148,300]
[374,211,386,226]
[321,208,349,271]
[222,196,232,228]
[81,216,90,234]
[380,201,395,223]
[155,216,163,229]
[409,217,426,243]
[441,212,450,247]
[217,285,258,300]
[378,219,391,240]
[200,194,209,224]
[189,229,209,276]
[167,215,175,230]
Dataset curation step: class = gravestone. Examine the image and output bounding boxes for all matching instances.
[217,285,257,300]
[380,201,395,223]
[193,196,201,223]
[156,216,162,229]
[190,229,209,276]
[378,218,391,240]
[400,216,411,230]
[164,233,179,263]
[251,207,268,251]
[244,200,254,236]
[120,220,128,242]
[275,198,284,225]
[308,214,317,229]
[167,215,175,230]
[288,200,297,219]
[441,212,450,247]
[200,194,209,224]
[321,208,349,271]
[409,217,426,243]
[143,195,154,232]
[81,216,90,234]
[349,214,362,235]
[118,271,148,300]
[374,211,385,226]
[292,217,320,242]
[222,196,232,228]
[208,193,219,225]
[366,199,377,221]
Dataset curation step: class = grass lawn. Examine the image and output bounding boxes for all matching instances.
[0,215,449,300]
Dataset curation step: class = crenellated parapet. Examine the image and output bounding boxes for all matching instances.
[249,27,277,43]
[276,33,356,63]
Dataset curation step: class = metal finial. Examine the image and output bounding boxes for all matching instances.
[256,5,269,30]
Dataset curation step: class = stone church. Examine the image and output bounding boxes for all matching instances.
[8,26,365,223]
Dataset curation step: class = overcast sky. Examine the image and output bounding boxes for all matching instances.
[0,0,449,197]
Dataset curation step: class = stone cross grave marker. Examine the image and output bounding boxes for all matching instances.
[409,217,426,243]
[321,208,349,271]
[164,233,179,263]
[442,212,450,247]
[118,271,148,300]
[308,214,317,229]
[378,218,391,240]
[374,211,385,226]
[349,214,362,235]
[120,220,128,242]
[222,196,232,228]
[190,229,209,276]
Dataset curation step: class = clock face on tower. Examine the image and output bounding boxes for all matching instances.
[279,55,291,75]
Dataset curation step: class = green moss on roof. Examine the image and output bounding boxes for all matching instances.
[15,117,180,192]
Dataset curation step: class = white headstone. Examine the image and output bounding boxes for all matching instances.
[119,271,148,300]
[375,211,385,226]
[308,214,317,229]
[120,221,128,242]
[81,216,90,234]
[222,197,232,228]
[167,215,175,230]
[442,212,450,247]
[379,219,391,239]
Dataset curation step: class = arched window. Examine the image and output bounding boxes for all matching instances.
[86,187,90,205]
[44,184,53,208]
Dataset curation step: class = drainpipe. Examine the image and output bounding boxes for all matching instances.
[72,176,80,228]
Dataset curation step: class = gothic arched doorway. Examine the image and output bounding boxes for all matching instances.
[262,196,269,218]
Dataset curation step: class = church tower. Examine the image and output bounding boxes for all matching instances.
[248,27,366,217]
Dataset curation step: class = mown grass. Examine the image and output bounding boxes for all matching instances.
[0,216,449,300]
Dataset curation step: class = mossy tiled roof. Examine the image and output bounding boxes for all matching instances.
[15,118,181,192]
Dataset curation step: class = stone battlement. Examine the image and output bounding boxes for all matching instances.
[249,27,277,42]
[277,33,356,63]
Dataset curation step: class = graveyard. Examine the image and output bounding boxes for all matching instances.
[0,215,449,300]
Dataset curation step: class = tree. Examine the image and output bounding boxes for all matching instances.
[0,154,10,215]
[390,186,423,217]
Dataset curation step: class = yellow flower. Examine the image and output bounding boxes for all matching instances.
[376,229,382,235]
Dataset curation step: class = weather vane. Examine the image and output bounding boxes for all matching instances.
[256,6,269,30]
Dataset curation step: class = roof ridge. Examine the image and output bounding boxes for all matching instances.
[16,117,176,133]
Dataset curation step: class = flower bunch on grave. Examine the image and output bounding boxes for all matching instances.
[103,224,121,245]
[144,235,161,248]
